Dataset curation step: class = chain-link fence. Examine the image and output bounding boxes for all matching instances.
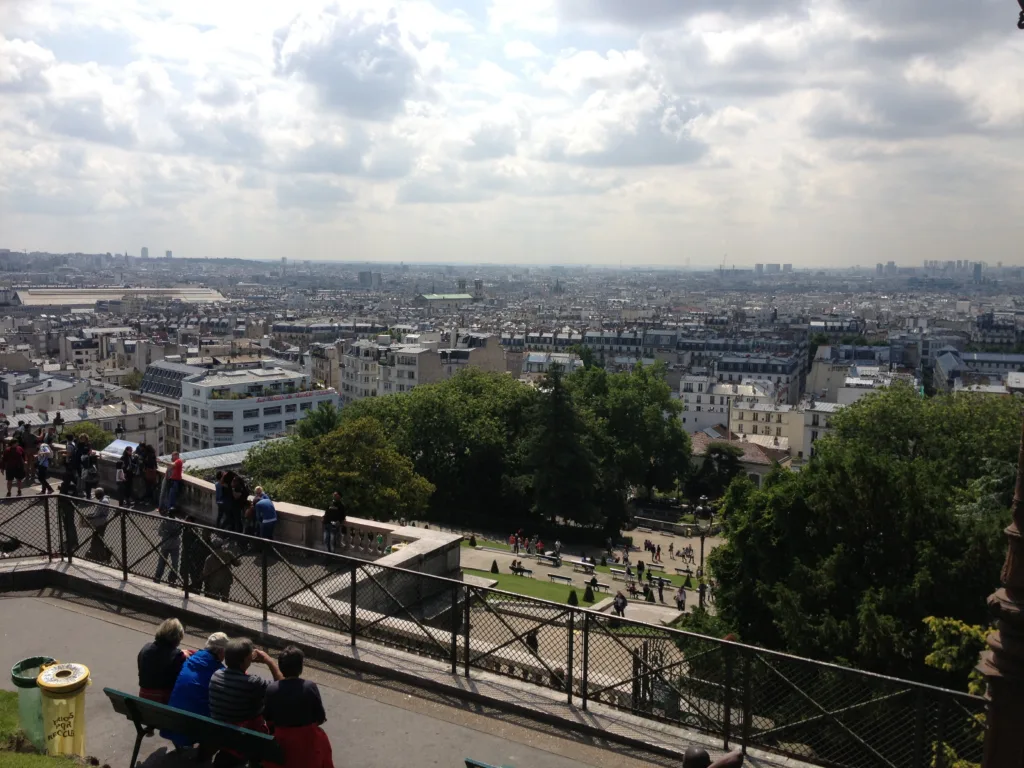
[0,496,987,768]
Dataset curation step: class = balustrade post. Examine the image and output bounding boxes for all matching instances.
[120,509,128,581]
[741,649,753,756]
[463,586,471,678]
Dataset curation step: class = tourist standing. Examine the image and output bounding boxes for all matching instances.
[3,438,26,497]
[143,444,160,505]
[253,487,277,541]
[154,508,182,586]
[323,491,345,553]
[163,451,184,510]
[612,591,628,617]
[36,441,54,494]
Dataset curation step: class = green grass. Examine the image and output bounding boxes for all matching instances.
[0,691,73,766]
[589,562,699,590]
[464,568,607,604]
[461,538,511,551]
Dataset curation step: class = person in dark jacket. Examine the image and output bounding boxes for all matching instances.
[164,632,229,751]
[203,537,238,601]
[137,618,188,704]
[182,516,207,593]
[154,508,182,585]
[264,646,334,768]
[323,492,346,553]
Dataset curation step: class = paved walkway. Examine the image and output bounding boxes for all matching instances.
[0,595,659,768]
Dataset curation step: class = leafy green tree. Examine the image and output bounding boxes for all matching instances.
[123,369,144,390]
[69,421,116,449]
[527,368,601,526]
[686,442,744,501]
[295,401,343,440]
[245,418,434,521]
[709,384,1012,685]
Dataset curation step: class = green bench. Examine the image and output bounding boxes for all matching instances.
[103,687,285,767]
[466,760,515,768]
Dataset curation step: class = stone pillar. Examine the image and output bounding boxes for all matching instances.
[979,418,1024,767]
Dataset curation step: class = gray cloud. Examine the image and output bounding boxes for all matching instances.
[275,178,356,208]
[274,8,424,121]
[557,0,808,26]
[285,138,366,175]
[807,83,980,141]
[43,97,136,147]
[197,78,243,107]
[462,122,521,161]
[169,112,264,161]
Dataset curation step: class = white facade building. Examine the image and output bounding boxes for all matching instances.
[18,402,166,454]
[680,373,774,434]
[804,401,844,458]
[179,367,337,450]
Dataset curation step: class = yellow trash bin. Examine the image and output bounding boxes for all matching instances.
[37,663,91,758]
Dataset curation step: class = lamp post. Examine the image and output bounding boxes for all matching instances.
[696,494,712,610]
[979,416,1024,766]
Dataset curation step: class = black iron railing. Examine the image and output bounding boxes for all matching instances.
[0,496,985,768]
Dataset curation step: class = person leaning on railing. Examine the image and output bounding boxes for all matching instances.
[323,492,345,554]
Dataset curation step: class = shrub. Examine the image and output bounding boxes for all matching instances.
[469,534,477,547]
[583,584,595,603]
[599,556,607,567]
[490,559,499,574]
[567,590,579,606]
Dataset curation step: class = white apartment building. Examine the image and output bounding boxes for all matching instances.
[804,400,843,459]
[179,367,337,450]
[730,402,803,457]
[309,342,342,391]
[0,371,91,418]
[19,402,166,454]
[679,373,774,434]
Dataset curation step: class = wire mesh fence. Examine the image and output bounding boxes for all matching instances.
[0,496,988,768]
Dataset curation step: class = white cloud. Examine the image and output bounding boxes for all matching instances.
[0,0,1021,265]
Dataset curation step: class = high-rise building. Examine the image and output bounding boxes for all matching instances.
[141,247,149,259]
[754,263,764,276]
[973,262,982,283]
[765,263,781,273]
[876,263,884,276]
[782,264,793,273]
[165,250,172,259]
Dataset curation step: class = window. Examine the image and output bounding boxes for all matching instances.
[812,414,820,427]
[751,425,758,435]
[192,388,200,397]
[738,424,744,433]
[200,409,208,419]
[243,409,259,419]
[299,402,312,411]
[102,421,113,432]
[695,406,701,412]
[777,414,783,423]
[264,421,282,432]
[201,425,209,435]
[182,435,190,446]
[214,427,234,436]
[285,404,297,413]
[191,406,199,416]
[263,406,282,416]
[243,424,259,434]
[811,430,819,442]
[776,427,782,437]
[285,419,297,427]
[182,420,189,430]
[696,395,701,404]
[737,411,743,420]
[202,441,209,449]
[138,419,146,429]
[213,411,233,421]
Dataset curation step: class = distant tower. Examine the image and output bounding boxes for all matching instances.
[141,247,149,259]
[473,279,484,302]
[281,256,287,275]
[165,250,172,259]
[458,279,467,293]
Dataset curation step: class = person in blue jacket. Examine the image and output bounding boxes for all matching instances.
[163,632,229,752]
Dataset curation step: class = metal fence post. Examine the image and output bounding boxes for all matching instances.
[463,586,471,678]
[934,696,947,768]
[43,497,52,563]
[912,688,926,768]
[581,610,590,710]
[566,610,575,705]
[741,649,753,756]
[350,564,358,646]
[450,584,459,675]
[261,541,268,622]
[56,496,65,563]
[182,524,190,600]
[723,644,735,750]
[120,509,128,582]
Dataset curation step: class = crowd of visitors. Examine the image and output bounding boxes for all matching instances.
[137,618,334,767]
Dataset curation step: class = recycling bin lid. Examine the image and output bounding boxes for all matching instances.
[37,663,90,694]
[11,657,56,689]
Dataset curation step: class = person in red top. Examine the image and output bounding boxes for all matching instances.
[3,438,26,497]
[163,451,184,510]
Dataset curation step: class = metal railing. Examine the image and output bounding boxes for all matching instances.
[0,495,985,768]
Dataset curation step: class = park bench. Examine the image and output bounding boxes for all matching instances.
[636,526,653,533]
[536,554,561,567]
[675,567,694,576]
[646,562,666,572]
[651,576,672,588]
[571,562,595,574]
[104,687,285,768]
[467,759,512,768]
[609,567,627,580]
[595,582,610,592]
[510,567,534,578]
[548,573,573,585]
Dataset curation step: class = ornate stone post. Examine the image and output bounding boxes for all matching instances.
[978,418,1024,767]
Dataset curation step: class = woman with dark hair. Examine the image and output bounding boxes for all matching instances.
[143,444,160,505]
[119,446,136,508]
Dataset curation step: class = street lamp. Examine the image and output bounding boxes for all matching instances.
[696,494,713,610]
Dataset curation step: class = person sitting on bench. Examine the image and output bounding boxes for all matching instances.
[264,646,334,768]
[208,638,284,765]
[164,632,229,754]
[137,618,189,705]
[683,746,743,768]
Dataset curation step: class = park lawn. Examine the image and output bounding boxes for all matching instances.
[590,562,699,590]
[461,538,511,551]
[0,691,73,767]
[464,568,607,605]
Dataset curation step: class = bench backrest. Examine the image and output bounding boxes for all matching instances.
[104,688,285,763]
[466,759,512,768]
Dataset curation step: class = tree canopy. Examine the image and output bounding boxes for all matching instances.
[709,383,1013,686]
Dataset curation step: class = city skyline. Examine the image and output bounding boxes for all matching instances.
[1,0,1022,265]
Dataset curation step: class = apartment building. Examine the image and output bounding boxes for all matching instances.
[138,360,207,454]
[679,373,774,434]
[716,354,805,404]
[180,367,336,450]
[804,400,843,458]
[730,402,803,455]
[19,402,166,454]
[0,370,90,417]
[309,342,342,390]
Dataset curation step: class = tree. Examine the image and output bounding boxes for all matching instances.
[68,421,115,449]
[295,401,343,440]
[686,442,744,500]
[709,384,1012,685]
[527,368,601,526]
[123,369,144,390]
[245,417,434,521]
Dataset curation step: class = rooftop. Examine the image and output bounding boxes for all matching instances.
[192,367,306,387]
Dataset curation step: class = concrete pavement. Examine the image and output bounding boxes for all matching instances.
[0,595,667,768]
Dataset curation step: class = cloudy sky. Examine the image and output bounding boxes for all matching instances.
[1,0,1022,266]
